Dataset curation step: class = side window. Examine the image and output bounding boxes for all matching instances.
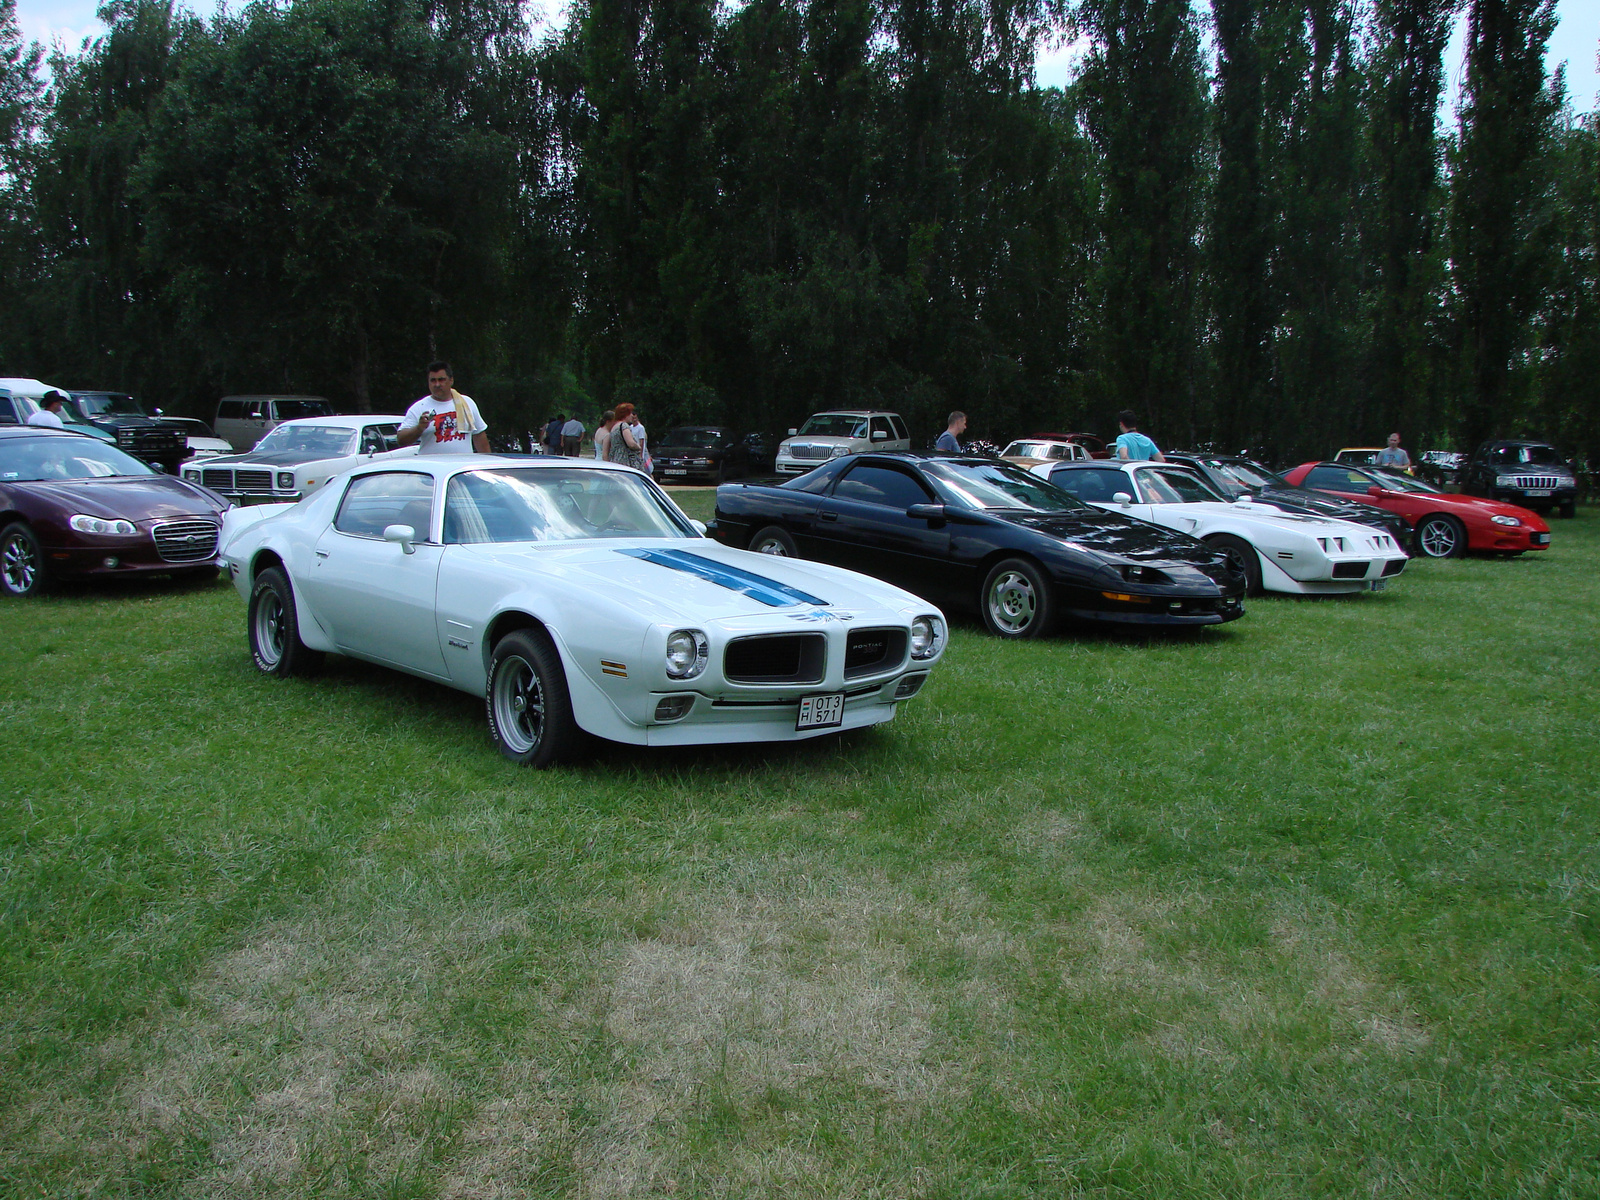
[217,400,242,420]
[334,472,435,539]
[244,400,264,420]
[889,415,909,442]
[868,416,891,442]
[1048,468,1086,496]
[360,425,397,454]
[1056,469,1126,503]
[0,397,17,423]
[833,464,934,508]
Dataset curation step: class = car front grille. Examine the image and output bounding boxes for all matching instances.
[724,633,826,684]
[843,627,906,679]
[1505,475,1565,490]
[1331,561,1371,579]
[789,444,834,460]
[201,467,233,491]
[235,470,274,492]
[1381,558,1406,577]
[152,519,219,562]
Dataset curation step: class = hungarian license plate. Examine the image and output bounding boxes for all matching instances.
[665,468,687,476]
[1524,488,1551,497]
[1533,532,1550,545]
[796,693,844,730]
[1369,579,1386,592]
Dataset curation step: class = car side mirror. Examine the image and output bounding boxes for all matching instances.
[689,519,708,535]
[1113,492,1133,506]
[787,428,798,436]
[1367,486,1385,498]
[906,503,946,522]
[872,430,889,440]
[383,524,419,554]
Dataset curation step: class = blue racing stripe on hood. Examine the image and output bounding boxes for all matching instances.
[617,548,827,607]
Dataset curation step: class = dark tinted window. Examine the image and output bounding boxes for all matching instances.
[1050,468,1127,503]
[275,399,335,420]
[1305,465,1370,491]
[833,464,932,508]
[889,415,908,441]
[334,472,435,539]
[0,397,18,423]
[217,400,243,419]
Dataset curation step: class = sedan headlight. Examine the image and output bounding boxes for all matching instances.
[277,471,295,490]
[830,445,850,457]
[1496,475,1518,486]
[183,469,200,482]
[910,615,946,660]
[665,629,709,679]
[1491,514,1521,527]
[1120,564,1170,584]
[69,514,136,536]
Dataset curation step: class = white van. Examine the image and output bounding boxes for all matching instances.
[215,395,336,451]
[774,410,911,476]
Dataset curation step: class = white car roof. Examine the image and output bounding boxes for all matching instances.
[271,414,406,430]
[347,453,647,480]
[0,377,63,397]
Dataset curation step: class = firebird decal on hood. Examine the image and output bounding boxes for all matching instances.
[616,548,827,608]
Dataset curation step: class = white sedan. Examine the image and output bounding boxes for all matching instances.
[1033,460,1408,595]
[182,414,416,504]
[218,456,948,766]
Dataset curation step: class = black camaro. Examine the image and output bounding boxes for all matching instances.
[711,452,1245,637]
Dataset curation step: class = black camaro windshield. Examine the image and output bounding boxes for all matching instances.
[926,460,1095,514]
[0,437,153,481]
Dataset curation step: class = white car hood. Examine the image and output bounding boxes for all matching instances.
[456,538,908,623]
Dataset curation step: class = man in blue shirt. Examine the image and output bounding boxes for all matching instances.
[935,411,967,453]
[1114,411,1165,462]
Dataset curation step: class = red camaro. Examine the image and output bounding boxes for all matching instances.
[1283,461,1550,559]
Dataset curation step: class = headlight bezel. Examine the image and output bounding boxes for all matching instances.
[1490,514,1521,527]
[910,615,946,660]
[69,514,137,537]
[665,629,710,679]
[277,471,296,491]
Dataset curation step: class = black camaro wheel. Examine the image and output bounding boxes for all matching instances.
[1415,513,1466,559]
[487,629,579,768]
[1205,533,1262,596]
[0,522,48,598]
[980,557,1054,639]
[248,567,323,676]
[749,525,798,557]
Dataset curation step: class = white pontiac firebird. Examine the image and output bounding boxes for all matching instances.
[218,455,948,766]
[1031,459,1409,595]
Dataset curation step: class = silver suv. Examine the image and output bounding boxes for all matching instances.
[775,410,910,476]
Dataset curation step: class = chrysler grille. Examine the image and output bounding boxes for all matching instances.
[723,633,826,684]
[152,519,219,563]
[843,627,906,679]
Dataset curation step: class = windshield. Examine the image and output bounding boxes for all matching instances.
[1369,468,1439,494]
[1489,443,1563,467]
[73,393,145,417]
[1136,467,1227,504]
[254,424,357,457]
[797,414,868,439]
[663,428,722,448]
[925,460,1094,513]
[1215,459,1284,489]
[444,467,694,544]
[165,418,217,437]
[0,436,154,481]
[1002,441,1072,460]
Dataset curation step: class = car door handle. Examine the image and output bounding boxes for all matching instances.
[315,550,330,559]
[819,511,838,522]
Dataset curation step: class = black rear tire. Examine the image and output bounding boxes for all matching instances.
[1206,533,1263,596]
[1415,514,1466,559]
[248,566,323,676]
[487,629,579,768]
[979,557,1055,638]
[0,522,48,598]
[749,525,798,557]
[1558,500,1576,519]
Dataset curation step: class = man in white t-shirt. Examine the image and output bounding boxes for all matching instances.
[26,392,67,428]
[396,361,489,454]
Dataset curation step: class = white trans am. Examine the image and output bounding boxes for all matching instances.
[1033,459,1408,595]
[218,456,948,766]
[183,414,416,504]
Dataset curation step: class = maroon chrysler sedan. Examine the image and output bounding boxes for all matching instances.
[0,426,230,597]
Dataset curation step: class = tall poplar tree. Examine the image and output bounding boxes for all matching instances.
[1449,0,1561,451]
[0,0,42,365]
[1077,0,1208,442]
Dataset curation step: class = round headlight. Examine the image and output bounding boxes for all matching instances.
[910,615,945,660]
[277,471,295,490]
[1490,514,1520,527]
[69,514,136,536]
[665,629,709,679]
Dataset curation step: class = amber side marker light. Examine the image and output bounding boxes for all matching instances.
[1100,591,1151,603]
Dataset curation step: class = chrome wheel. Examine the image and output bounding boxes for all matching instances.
[754,539,788,556]
[1416,515,1464,558]
[491,652,546,756]
[987,569,1038,634]
[749,525,797,557]
[1,527,39,596]
[252,587,285,668]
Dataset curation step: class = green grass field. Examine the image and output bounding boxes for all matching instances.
[3,495,1597,1198]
